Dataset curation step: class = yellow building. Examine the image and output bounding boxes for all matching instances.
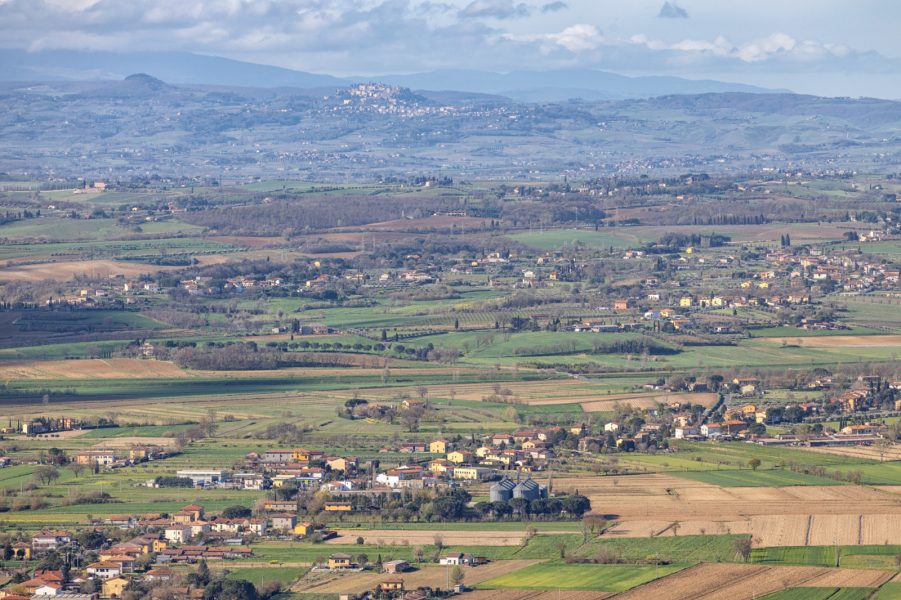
[328,553,352,569]
[103,576,130,598]
[324,502,352,512]
[446,450,471,464]
[679,296,693,307]
[429,440,448,454]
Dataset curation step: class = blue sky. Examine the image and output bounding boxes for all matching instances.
[1,0,899,97]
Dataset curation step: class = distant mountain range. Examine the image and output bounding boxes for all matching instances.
[0,49,786,101]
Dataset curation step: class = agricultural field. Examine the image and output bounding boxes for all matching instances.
[2,174,901,599]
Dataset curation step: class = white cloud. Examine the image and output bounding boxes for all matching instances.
[503,23,603,54]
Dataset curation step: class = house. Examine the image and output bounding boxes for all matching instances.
[179,504,205,520]
[12,541,32,559]
[439,553,474,566]
[74,450,116,466]
[733,378,760,395]
[446,450,472,464]
[145,567,174,582]
[614,299,634,311]
[324,501,353,512]
[328,553,353,569]
[674,426,699,439]
[841,424,879,436]
[87,561,122,579]
[33,583,63,596]
[271,514,297,531]
[293,522,315,537]
[103,576,130,598]
[383,559,411,574]
[490,433,513,446]
[429,439,448,454]
[325,456,357,472]
[379,579,405,592]
[262,450,294,464]
[164,526,192,544]
[262,500,296,512]
[701,423,723,437]
[31,531,72,553]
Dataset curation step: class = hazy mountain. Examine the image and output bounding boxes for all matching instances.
[369,69,786,101]
[0,49,344,89]
[0,50,785,101]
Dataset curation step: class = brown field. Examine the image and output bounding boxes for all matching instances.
[579,392,717,413]
[0,259,173,281]
[764,334,901,347]
[357,215,490,231]
[463,591,612,600]
[544,474,901,546]
[609,563,890,600]
[326,530,530,546]
[336,379,715,409]
[0,358,190,380]
[801,444,901,461]
[294,560,539,593]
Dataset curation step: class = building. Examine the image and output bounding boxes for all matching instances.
[383,559,411,574]
[489,478,516,502]
[86,562,122,579]
[429,439,448,454]
[164,527,193,544]
[31,531,72,553]
[103,576,130,598]
[74,451,116,466]
[379,579,405,592]
[328,553,353,569]
[512,478,546,501]
[439,553,475,566]
[452,466,492,481]
[176,469,228,487]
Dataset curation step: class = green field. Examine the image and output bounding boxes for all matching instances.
[477,561,686,591]
[672,468,845,487]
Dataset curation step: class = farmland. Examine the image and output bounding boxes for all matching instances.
[1,173,901,599]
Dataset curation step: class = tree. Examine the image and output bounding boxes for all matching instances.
[733,537,753,562]
[413,546,425,563]
[69,462,86,478]
[562,494,591,517]
[450,565,465,587]
[748,458,761,471]
[221,505,252,519]
[203,579,259,600]
[33,465,60,486]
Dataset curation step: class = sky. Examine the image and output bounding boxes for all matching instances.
[1,0,899,97]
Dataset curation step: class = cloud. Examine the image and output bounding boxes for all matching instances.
[503,23,603,53]
[541,1,568,13]
[658,1,688,19]
[655,32,850,63]
[459,0,530,19]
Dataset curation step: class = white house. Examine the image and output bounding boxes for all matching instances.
[86,562,122,579]
[439,553,475,566]
[164,526,192,544]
